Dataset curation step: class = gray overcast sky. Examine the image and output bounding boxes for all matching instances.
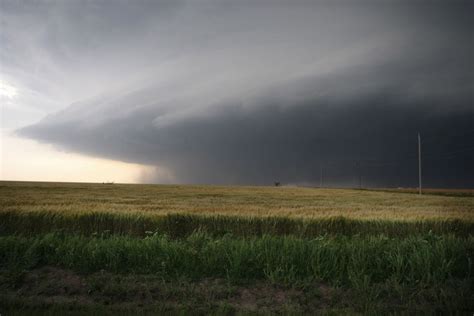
[1,0,473,187]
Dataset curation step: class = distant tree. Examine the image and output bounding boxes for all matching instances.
[274,181,281,187]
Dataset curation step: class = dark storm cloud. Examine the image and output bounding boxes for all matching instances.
[8,0,474,187]
[20,57,474,187]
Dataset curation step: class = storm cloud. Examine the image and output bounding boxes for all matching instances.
[3,0,473,187]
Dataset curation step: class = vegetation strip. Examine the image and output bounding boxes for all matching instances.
[1,233,472,286]
[2,211,473,238]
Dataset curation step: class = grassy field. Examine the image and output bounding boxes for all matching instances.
[2,181,473,220]
[0,181,473,314]
[370,187,474,198]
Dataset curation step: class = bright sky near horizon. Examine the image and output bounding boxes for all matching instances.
[0,79,153,183]
[0,131,155,183]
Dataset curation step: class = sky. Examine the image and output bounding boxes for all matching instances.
[1,0,473,187]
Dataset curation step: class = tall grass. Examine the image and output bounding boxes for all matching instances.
[1,232,472,287]
[1,211,473,238]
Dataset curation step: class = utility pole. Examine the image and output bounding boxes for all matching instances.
[320,165,323,188]
[354,161,362,189]
[418,132,422,195]
[358,161,362,189]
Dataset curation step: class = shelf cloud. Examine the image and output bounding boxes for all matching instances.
[3,0,473,186]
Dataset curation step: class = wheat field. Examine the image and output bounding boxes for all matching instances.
[1,181,473,314]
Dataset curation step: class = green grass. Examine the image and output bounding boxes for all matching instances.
[1,232,473,313]
[1,211,473,238]
[1,232,472,286]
